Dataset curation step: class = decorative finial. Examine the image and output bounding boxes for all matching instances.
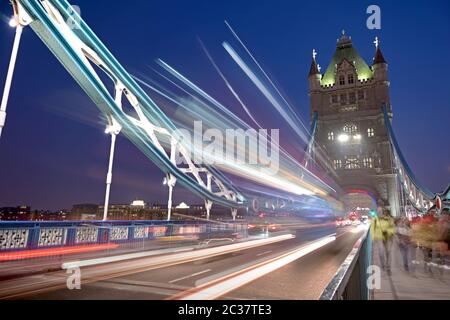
[317,64,321,72]
[312,49,317,60]
[374,36,379,48]
[342,29,345,36]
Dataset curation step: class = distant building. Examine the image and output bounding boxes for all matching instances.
[0,205,31,221]
[176,202,190,209]
[71,203,99,220]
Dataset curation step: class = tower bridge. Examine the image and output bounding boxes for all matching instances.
[0,1,448,301]
[307,31,437,217]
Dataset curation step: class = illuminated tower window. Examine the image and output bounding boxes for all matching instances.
[328,131,334,141]
[333,159,342,169]
[343,123,358,135]
[347,73,354,84]
[363,157,374,168]
[367,128,375,137]
[344,156,360,170]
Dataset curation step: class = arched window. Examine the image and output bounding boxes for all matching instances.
[343,123,358,135]
[328,132,334,141]
[333,159,342,169]
[363,157,374,168]
[347,73,354,84]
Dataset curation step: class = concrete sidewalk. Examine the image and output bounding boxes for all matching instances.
[372,238,450,300]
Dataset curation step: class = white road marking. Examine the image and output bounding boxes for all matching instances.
[256,251,272,257]
[169,269,212,284]
[179,235,336,300]
[62,234,294,269]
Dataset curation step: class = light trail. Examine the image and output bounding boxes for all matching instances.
[173,235,336,300]
[223,41,310,145]
[198,38,263,129]
[62,234,295,270]
[169,269,211,284]
[224,20,311,136]
[135,67,336,197]
[0,243,119,262]
[62,245,196,269]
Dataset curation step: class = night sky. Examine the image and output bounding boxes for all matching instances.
[0,0,449,210]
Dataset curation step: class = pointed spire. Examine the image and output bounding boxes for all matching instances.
[309,49,320,76]
[337,29,352,49]
[373,36,387,64]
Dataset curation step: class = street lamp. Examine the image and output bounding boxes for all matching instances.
[338,134,349,143]
[9,18,17,28]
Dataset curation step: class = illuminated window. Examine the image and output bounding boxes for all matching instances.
[344,157,360,170]
[328,132,334,141]
[358,90,365,100]
[349,92,356,104]
[363,157,374,168]
[343,123,358,135]
[367,128,375,137]
[339,75,345,85]
[347,73,354,84]
[333,159,342,169]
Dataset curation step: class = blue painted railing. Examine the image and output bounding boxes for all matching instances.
[0,220,248,252]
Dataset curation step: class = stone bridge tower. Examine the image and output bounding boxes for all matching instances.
[308,31,401,216]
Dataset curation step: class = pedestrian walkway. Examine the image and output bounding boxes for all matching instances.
[372,238,450,300]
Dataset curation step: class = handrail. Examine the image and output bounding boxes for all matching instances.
[382,105,434,199]
[320,227,371,300]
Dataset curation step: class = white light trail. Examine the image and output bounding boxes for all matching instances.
[223,41,310,144]
[178,235,336,300]
[224,20,311,136]
[62,234,295,270]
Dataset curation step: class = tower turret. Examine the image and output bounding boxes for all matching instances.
[308,49,322,91]
[372,37,388,81]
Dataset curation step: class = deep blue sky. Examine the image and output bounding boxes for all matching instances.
[0,0,449,210]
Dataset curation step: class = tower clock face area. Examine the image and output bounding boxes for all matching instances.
[308,31,399,215]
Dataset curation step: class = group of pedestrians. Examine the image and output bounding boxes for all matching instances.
[370,207,450,275]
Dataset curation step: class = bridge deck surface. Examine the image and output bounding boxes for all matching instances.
[373,239,450,300]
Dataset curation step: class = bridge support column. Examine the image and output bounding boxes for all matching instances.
[103,122,121,221]
[231,208,237,221]
[165,174,177,221]
[0,24,23,139]
[205,200,212,220]
[386,175,401,218]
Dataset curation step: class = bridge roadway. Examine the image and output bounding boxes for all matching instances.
[0,226,365,300]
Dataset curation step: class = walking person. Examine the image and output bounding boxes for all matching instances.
[371,208,396,275]
[396,216,412,272]
[412,211,437,273]
[435,208,450,268]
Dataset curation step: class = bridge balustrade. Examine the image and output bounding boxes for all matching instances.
[0,220,248,262]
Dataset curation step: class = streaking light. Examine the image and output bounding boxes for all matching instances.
[0,243,119,262]
[176,235,336,300]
